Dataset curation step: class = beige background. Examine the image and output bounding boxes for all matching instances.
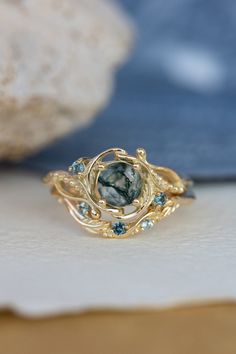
[0,170,236,316]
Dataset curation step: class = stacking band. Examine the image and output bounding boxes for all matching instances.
[44,148,195,238]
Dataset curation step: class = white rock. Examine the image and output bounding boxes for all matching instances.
[0,0,133,160]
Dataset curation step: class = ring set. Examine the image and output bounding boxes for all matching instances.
[44,148,195,238]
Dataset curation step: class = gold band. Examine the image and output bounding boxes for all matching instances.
[44,148,195,238]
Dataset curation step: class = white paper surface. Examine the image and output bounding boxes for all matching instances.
[0,170,235,316]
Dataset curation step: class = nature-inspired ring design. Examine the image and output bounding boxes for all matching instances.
[44,148,195,238]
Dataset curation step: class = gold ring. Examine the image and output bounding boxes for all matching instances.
[43,148,195,238]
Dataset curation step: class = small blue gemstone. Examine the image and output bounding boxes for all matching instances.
[141,219,154,230]
[112,222,126,235]
[77,202,90,216]
[70,161,85,174]
[154,192,167,206]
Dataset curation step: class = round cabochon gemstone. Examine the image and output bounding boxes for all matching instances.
[98,162,142,207]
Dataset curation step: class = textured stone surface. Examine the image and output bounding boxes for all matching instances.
[98,162,142,207]
[22,0,236,181]
[0,0,133,161]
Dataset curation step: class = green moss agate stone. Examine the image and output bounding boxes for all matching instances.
[98,162,142,207]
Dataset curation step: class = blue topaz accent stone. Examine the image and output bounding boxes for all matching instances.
[141,219,154,230]
[98,162,142,207]
[70,161,85,174]
[112,222,126,235]
[153,192,167,206]
[77,202,90,216]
